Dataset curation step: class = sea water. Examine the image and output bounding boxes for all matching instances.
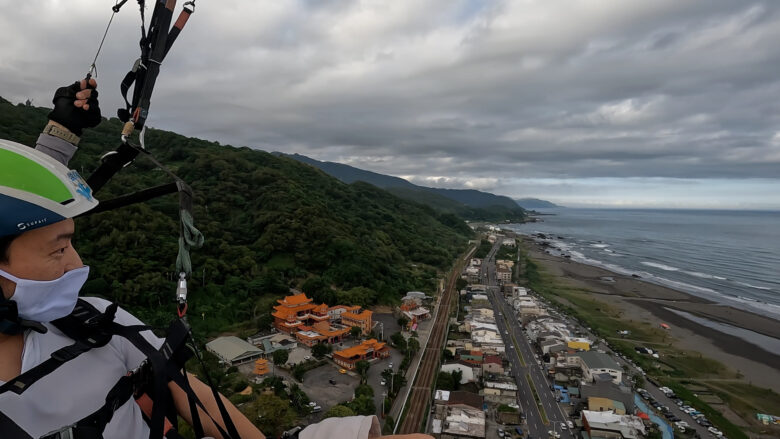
[506,208,780,320]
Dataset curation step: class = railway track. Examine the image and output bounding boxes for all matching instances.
[397,259,460,434]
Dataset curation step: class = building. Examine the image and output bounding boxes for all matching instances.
[574,351,623,384]
[206,336,263,366]
[437,404,486,438]
[294,321,350,347]
[581,410,646,439]
[253,358,270,376]
[440,362,478,383]
[332,339,390,370]
[341,309,373,335]
[272,293,330,334]
[248,333,297,357]
[327,305,361,322]
[567,338,592,351]
[496,267,512,283]
[588,397,626,415]
[482,355,504,374]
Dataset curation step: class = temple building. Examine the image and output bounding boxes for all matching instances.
[341,309,373,335]
[333,339,390,370]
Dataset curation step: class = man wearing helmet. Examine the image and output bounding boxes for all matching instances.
[0,80,431,439]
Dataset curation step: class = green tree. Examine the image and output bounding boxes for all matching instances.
[407,337,420,356]
[312,343,330,359]
[346,395,376,416]
[292,364,306,382]
[242,393,297,438]
[323,405,356,419]
[397,315,409,328]
[452,369,463,390]
[272,350,289,367]
[442,349,455,361]
[289,384,311,415]
[355,360,370,384]
[355,383,374,399]
[350,326,363,338]
[437,371,454,391]
[390,332,407,352]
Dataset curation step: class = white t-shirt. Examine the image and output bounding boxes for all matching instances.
[0,297,164,438]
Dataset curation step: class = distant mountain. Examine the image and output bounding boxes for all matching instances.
[515,198,560,209]
[278,153,527,221]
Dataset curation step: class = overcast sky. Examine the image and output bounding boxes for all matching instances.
[2,1,779,209]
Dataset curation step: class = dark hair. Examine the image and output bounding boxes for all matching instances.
[0,234,16,264]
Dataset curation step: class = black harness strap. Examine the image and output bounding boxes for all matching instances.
[0,411,33,439]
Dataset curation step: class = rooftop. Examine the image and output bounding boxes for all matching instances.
[333,339,387,360]
[206,336,262,362]
[577,351,621,370]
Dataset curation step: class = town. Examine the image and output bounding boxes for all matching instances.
[203,231,723,439]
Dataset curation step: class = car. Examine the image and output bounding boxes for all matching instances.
[389,362,393,369]
[304,356,311,361]
[497,428,505,437]
[547,430,560,438]
[560,423,567,430]
[308,401,317,407]
[566,420,574,429]
[380,379,386,386]
[311,406,322,413]
[708,427,723,437]
[668,416,680,422]
[339,368,347,374]
[329,378,336,385]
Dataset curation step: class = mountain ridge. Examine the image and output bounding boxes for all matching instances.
[277,152,528,221]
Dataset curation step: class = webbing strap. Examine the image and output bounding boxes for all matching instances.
[0,410,33,439]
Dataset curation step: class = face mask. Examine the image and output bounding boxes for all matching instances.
[0,266,89,322]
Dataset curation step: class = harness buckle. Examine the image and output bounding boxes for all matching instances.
[40,424,76,439]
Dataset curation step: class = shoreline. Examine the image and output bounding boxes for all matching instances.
[521,236,780,393]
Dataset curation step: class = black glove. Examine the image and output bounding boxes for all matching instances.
[47,81,102,136]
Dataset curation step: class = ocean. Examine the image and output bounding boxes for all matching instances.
[506,208,780,320]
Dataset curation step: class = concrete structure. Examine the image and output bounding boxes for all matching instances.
[206,336,263,366]
[342,309,373,335]
[574,351,623,384]
[440,363,478,383]
[482,355,504,374]
[327,304,361,322]
[294,321,350,347]
[581,410,646,439]
[588,397,626,415]
[440,404,486,438]
[567,338,592,351]
[332,338,389,370]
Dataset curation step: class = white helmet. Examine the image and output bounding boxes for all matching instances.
[0,139,98,237]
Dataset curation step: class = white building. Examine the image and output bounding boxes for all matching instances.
[441,404,486,438]
[206,336,263,366]
[581,410,646,438]
[574,351,623,384]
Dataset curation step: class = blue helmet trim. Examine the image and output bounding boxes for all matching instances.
[0,194,67,237]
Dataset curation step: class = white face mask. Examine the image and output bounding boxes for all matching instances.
[0,266,89,322]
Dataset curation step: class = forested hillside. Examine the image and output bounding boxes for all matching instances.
[0,97,472,334]
[280,152,527,222]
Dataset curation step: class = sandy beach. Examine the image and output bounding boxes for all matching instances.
[522,236,780,393]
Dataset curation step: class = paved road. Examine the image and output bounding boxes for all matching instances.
[481,240,573,439]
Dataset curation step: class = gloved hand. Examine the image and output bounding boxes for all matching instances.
[47,78,102,136]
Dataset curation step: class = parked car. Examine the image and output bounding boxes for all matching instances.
[380,379,386,386]
[708,427,723,437]
[311,406,322,413]
[566,420,574,429]
[329,379,336,385]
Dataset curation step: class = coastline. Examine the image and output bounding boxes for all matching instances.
[521,236,780,393]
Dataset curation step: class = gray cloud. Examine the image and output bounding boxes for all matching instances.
[1,0,779,208]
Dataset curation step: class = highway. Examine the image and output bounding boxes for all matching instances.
[481,240,572,439]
